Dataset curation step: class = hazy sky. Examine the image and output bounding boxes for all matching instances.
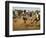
[13,7,40,12]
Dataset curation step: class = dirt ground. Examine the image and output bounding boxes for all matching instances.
[13,17,40,31]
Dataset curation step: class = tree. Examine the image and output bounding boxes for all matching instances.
[35,10,40,14]
[35,10,40,21]
[17,10,23,16]
[13,10,15,16]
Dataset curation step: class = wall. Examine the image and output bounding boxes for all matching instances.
[0,0,46,38]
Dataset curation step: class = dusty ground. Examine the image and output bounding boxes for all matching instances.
[13,17,40,31]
